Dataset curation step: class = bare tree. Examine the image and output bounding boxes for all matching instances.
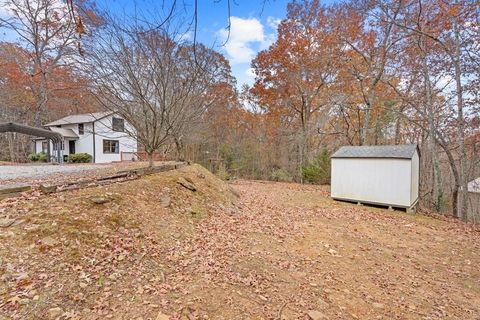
[86,18,231,167]
[382,0,478,219]
[0,0,81,126]
[334,0,402,145]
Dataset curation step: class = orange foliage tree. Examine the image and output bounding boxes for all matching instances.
[250,0,340,173]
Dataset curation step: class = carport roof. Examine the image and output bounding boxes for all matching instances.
[0,122,62,142]
[331,144,418,159]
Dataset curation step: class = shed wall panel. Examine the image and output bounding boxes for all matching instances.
[331,158,413,207]
[410,151,419,204]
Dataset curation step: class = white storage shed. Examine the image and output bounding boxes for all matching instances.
[331,144,420,209]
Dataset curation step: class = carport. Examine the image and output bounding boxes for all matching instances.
[0,122,63,163]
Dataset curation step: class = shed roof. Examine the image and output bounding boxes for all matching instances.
[44,111,112,126]
[331,144,418,159]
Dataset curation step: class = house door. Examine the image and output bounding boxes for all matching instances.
[69,140,75,154]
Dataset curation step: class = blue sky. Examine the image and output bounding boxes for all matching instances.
[0,0,293,87]
[95,0,292,88]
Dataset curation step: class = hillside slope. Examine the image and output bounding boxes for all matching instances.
[0,164,238,320]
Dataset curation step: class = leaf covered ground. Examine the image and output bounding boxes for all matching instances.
[1,164,480,319]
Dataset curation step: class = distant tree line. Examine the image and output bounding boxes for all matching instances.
[0,0,478,221]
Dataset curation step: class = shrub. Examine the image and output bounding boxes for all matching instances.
[220,144,235,169]
[271,168,293,182]
[28,152,48,162]
[28,153,40,162]
[300,148,331,184]
[38,152,48,162]
[216,168,231,181]
[68,153,92,163]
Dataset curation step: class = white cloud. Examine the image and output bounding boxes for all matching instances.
[245,67,256,78]
[230,64,256,88]
[0,1,14,19]
[178,31,192,42]
[217,16,278,88]
[266,16,281,30]
[1,0,67,18]
[260,32,276,51]
[218,16,266,64]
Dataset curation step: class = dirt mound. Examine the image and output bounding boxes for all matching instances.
[0,164,238,319]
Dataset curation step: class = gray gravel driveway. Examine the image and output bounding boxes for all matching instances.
[0,161,165,190]
[0,164,116,189]
[0,164,107,180]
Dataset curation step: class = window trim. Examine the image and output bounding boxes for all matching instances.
[103,139,120,154]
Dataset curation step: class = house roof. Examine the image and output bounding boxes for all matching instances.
[44,111,112,126]
[49,127,79,139]
[331,144,418,159]
[468,178,480,193]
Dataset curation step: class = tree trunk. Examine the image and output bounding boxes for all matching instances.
[299,125,309,184]
[453,19,468,220]
[452,186,459,218]
[420,37,443,212]
[174,136,184,161]
[435,132,461,218]
[394,116,402,145]
[360,82,379,146]
[374,119,381,145]
[147,152,154,168]
[33,69,49,127]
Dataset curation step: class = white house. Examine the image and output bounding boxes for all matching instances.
[468,178,480,194]
[467,177,480,220]
[330,144,420,209]
[34,111,137,163]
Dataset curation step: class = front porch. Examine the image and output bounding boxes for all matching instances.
[34,127,79,163]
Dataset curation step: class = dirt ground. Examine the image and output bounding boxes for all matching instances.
[0,165,479,320]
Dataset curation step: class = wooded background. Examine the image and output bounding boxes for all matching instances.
[0,0,478,220]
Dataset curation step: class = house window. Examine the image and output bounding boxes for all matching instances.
[41,141,48,153]
[78,123,84,135]
[112,118,124,132]
[103,140,119,154]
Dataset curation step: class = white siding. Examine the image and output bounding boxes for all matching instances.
[410,151,419,204]
[331,158,413,207]
[93,115,137,163]
[36,113,137,163]
[35,140,43,153]
[61,123,95,155]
